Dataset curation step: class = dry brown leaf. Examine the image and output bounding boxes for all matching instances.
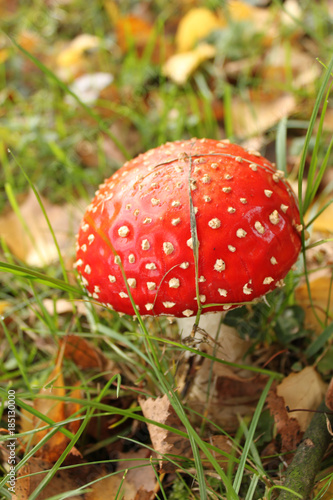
[267,387,302,454]
[117,449,156,495]
[325,377,333,412]
[140,395,232,473]
[116,15,153,53]
[0,190,84,266]
[140,394,190,471]
[175,7,223,52]
[231,92,296,138]
[60,334,110,371]
[276,366,327,432]
[163,43,216,85]
[20,363,83,462]
[14,457,133,500]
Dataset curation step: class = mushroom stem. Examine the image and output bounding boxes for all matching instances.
[176,311,226,345]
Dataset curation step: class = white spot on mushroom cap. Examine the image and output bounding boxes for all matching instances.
[108,275,116,283]
[270,256,278,265]
[182,309,194,317]
[214,259,225,272]
[254,221,265,235]
[84,264,91,274]
[249,163,258,171]
[118,226,130,237]
[228,207,236,213]
[146,263,157,270]
[143,217,152,224]
[208,218,221,229]
[204,195,211,202]
[240,198,247,204]
[119,292,128,298]
[163,242,174,255]
[228,245,236,252]
[172,218,181,226]
[163,302,176,308]
[201,174,211,184]
[81,244,87,252]
[171,201,181,207]
[127,278,137,288]
[141,239,150,250]
[280,204,289,213]
[211,162,218,169]
[145,303,154,311]
[147,282,156,290]
[243,282,253,295]
[236,228,247,238]
[88,234,95,244]
[180,262,189,269]
[263,277,274,285]
[114,256,121,265]
[151,198,160,206]
[222,187,232,193]
[218,288,228,297]
[264,190,273,198]
[129,254,135,263]
[169,278,180,288]
[82,223,89,232]
[198,276,206,282]
[269,210,280,225]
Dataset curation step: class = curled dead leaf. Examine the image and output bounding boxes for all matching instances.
[276,366,327,432]
[163,43,216,85]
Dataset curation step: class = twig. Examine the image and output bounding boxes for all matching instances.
[277,399,333,500]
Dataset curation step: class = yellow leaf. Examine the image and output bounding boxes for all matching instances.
[277,366,327,432]
[163,43,216,85]
[0,190,83,266]
[312,200,333,233]
[175,7,223,52]
[56,34,100,68]
[231,92,296,138]
[295,275,333,333]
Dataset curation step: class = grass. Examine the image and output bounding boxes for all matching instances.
[0,1,333,499]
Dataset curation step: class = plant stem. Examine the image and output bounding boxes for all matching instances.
[277,399,333,500]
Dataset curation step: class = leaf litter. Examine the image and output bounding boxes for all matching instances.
[1,0,333,497]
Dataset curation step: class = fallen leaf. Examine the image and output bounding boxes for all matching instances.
[140,394,190,471]
[140,395,232,472]
[20,363,83,462]
[325,377,333,412]
[14,457,131,500]
[163,43,216,85]
[117,449,156,494]
[295,274,333,333]
[116,15,153,54]
[60,334,111,371]
[0,190,84,266]
[276,366,327,432]
[175,7,223,52]
[56,34,100,68]
[56,34,101,81]
[311,200,333,234]
[231,92,297,138]
[267,386,302,454]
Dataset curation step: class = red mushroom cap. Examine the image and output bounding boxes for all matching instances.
[75,139,302,318]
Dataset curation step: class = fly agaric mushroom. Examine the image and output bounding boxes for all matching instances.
[75,139,302,322]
